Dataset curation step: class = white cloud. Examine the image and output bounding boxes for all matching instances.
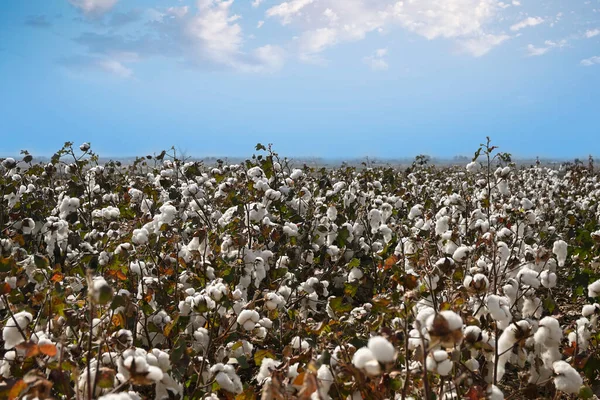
[526,44,549,56]
[363,48,389,70]
[585,29,600,38]
[266,0,315,25]
[185,0,243,65]
[252,0,264,7]
[97,59,133,78]
[68,0,118,16]
[392,0,501,40]
[581,56,600,66]
[510,16,544,31]
[459,33,510,57]
[257,20,264,28]
[526,39,566,56]
[298,27,338,60]
[512,1,521,5]
[166,6,189,18]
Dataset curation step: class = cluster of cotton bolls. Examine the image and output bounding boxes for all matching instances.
[3,143,600,399]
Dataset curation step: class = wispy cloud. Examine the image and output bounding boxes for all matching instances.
[68,0,119,17]
[510,16,544,31]
[363,48,389,71]
[581,56,600,66]
[585,29,600,38]
[526,39,567,56]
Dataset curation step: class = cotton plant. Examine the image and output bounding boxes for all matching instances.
[2,141,600,399]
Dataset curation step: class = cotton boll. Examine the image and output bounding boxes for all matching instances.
[496,320,530,381]
[582,303,600,317]
[348,267,363,282]
[452,246,471,262]
[3,311,32,349]
[552,360,583,394]
[367,336,395,363]
[426,350,452,376]
[317,365,334,397]
[588,279,600,297]
[516,268,540,288]
[534,317,562,345]
[236,310,260,331]
[540,270,557,288]
[487,385,504,400]
[352,347,381,376]
[466,161,481,173]
[256,358,282,383]
[552,240,568,267]
[426,311,464,348]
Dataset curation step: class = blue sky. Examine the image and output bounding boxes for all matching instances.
[0,0,599,159]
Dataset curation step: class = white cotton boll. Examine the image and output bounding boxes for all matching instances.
[553,240,568,267]
[534,317,562,345]
[516,268,540,288]
[552,360,583,394]
[465,358,480,371]
[352,347,381,375]
[264,292,285,310]
[435,216,450,236]
[257,358,281,383]
[291,336,309,350]
[348,267,363,282]
[317,365,334,396]
[290,169,303,180]
[452,246,471,262]
[132,228,149,245]
[496,321,530,381]
[521,198,534,210]
[367,336,395,363]
[237,310,260,331]
[3,311,32,349]
[540,270,557,288]
[588,279,600,297]
[283,222,299,237]
[488,385,504,400]
[408,205,423,220]
[582,304,600,317]
[466,161,481,173]
[522,297,542,318]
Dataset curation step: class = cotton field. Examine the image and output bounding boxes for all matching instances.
[1,141,600,400]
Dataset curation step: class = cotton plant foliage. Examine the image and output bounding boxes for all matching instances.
[1,141,600,399]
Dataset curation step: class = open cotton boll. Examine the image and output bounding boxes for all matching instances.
[552,240,568,267]
[3,311,32,349]
[236,310,260,331]
[426,311,464,348]
[257,358,281,383]
[552,360,583,394]
[588,279,600,297]
[211,364,243,394]
[352,347,381,376]
[466,161,480,173]
[452,246,471,262]
[348,267,363,282]
[487,385,504,400]
[317,365,334,397]
[534,317,562,345]
[367,336,395,363]
[516,268,540,288]
[496,320,530,381]
[582,303,600,317]
[540,270,557,288]
[426,350,453,376]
